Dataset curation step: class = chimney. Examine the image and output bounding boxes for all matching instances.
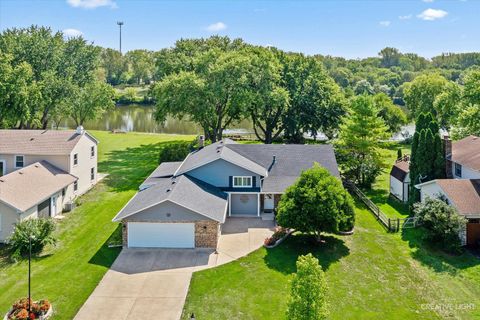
[76,126,85,135]
[198,135,205,149]
[444,135,453,179]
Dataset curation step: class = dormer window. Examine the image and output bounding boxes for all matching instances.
[15,155,24,168]
[233,176,252,188]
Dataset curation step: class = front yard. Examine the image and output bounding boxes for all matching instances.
[0,131,194,320]
[182,200,480,319]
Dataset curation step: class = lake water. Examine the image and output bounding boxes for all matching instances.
[60,104,253,135]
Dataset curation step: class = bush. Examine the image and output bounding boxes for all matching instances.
[413,198,466,253]
[8,219,56,259]
[286,254,328,320]
[158,139,199,164]
[264,227,288,246]
[277,164,355,241]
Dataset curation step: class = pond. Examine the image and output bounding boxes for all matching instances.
[59,104,254,135]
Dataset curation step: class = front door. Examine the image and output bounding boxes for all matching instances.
[51,196,57,217]
[264,194,274,212]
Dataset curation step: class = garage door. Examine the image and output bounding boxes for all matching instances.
[127,222,195,248]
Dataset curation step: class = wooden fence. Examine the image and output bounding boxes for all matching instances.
[342,180,417,232]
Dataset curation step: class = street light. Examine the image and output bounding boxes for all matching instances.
[117,21,124,54]
[28,234,35,316]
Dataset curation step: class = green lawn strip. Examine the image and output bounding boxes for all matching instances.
[0,131,194,319]
[182,200,480,320]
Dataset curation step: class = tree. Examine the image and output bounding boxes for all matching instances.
[101,48,126,85]
[125,49,155,84]
[286,254,328,320]
[335,95,389,187]
[379,47,401,68]
[8,219,56,260]
[281,53,346,142]
[354,79,375,95]
[69,81,115,126]
[414,198,466,253]
[154,49,254,142]
[276,164,355,241]
[452,69,480,138]
[373,93,407,134]
[403,73,452,123]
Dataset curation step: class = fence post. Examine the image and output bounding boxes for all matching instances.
[397,219,400,232]
[388,218,391,232]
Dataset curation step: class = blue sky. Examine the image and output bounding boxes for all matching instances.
[0,0,478,58]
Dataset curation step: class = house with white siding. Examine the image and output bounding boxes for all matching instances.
[0,127,98,242]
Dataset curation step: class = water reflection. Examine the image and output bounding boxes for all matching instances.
[60,104,253,135]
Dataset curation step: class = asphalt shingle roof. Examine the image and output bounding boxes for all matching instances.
[140,161,182,189]
[437,179,480,216]
[0,161,77,212]
[0,129,97,155]
[451,135,480,171]
[390,159,409,182]
[113,175,228,223]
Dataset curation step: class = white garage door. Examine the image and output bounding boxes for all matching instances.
[127,222,195,248]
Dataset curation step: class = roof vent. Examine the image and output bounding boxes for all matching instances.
[166,188,171,193]
[18,171,23,175]
[0,179,4,183]
[76,126,85,135]
[30,137,35,141]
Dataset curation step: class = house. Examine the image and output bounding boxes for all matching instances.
[112,138,340,249]
[390,155,410,202]
[0,127,98,242]
[414,135,480,246]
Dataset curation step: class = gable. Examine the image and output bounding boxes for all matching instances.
[124,200,213,222]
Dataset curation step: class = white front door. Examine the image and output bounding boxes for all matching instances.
[264,194,274,210]
[51,196,57,217]
[127,222,195,248]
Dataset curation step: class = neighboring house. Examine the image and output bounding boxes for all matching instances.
[445,135,480,179]
[390,155,410,202]
[415,179,480,246]
[0,127,98,242]
[113,138,340,249]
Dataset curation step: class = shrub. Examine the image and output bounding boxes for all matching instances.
[413,198,466,253]
[8,298,50,320]
[277,164,355,241]
[8,219,56,259]
[264,227,288,246]
[158,140,197,164]
[286,254,328,320]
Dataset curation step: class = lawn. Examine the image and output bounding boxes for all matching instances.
[182,200,480,319]
[0,131,194,319]
[362,142,412,218]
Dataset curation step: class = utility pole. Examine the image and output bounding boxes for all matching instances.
[117,21,124,54]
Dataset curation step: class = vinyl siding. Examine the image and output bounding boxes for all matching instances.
[69,134,98,196]
[452,162,480,179]
[124,200,213,222]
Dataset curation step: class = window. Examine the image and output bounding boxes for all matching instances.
[233,176,252,188]
[74,181,78,192]
[15,155,24,168]
[455,163,462,177]
[73,153,78,166]
[62,188,66,197]
[91,146,95,158]
[91,167,95,181]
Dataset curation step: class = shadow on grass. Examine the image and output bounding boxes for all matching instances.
[264,233,349,274]
[88,225,123,269]
[98,140,190,192]
[362,187,410,217]
[402,227,480,275]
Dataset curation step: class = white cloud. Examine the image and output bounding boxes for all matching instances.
[422,0,434,2]
[67,0,117,9]
[206,22,227,32]
[63,28,83,37]
[417,8,448,20]
[379,20,391,27]
[399,14,412,20]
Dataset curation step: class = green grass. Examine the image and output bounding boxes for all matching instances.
[362,142,412,218]
[182,200,480,320]
[0,131,194,319]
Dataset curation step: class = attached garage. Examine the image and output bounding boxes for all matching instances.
[127,222,195,248]
[230,193,259,216]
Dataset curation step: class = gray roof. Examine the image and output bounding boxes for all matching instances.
[225,144,340,192]
[113,175,228,223]
[140,161,182,189]
[174,139,268,177]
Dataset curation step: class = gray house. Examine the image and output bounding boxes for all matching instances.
[113,138,340,249]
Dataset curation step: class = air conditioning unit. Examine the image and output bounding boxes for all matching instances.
[64,202,75,212]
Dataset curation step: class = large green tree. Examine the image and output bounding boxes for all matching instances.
[286,254,328,320]
[452,69,480,138]
[276,164,355,240]
[125,49,155,84]
[373,93,407,134]
[335,95,389,187]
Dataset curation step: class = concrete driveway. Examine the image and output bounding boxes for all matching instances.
[74,218,274,320]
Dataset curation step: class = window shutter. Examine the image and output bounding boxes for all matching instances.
[252,176,256,188]
[229,176,233,188]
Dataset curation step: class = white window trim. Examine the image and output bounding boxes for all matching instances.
[14,155,25,169]
[73,180,78,193]
[73,153,79,167]
[90,146,95,159]
[454,163,462,177]
[232,176,253,188]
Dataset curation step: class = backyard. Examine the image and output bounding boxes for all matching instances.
[0,131,194,320]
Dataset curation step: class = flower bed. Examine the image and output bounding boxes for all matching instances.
[264,227,293,248]
[4,298,52,320]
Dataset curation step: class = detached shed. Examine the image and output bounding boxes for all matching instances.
[390,156,410,203]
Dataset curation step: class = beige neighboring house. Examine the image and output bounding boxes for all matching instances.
[0,127,98,242]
